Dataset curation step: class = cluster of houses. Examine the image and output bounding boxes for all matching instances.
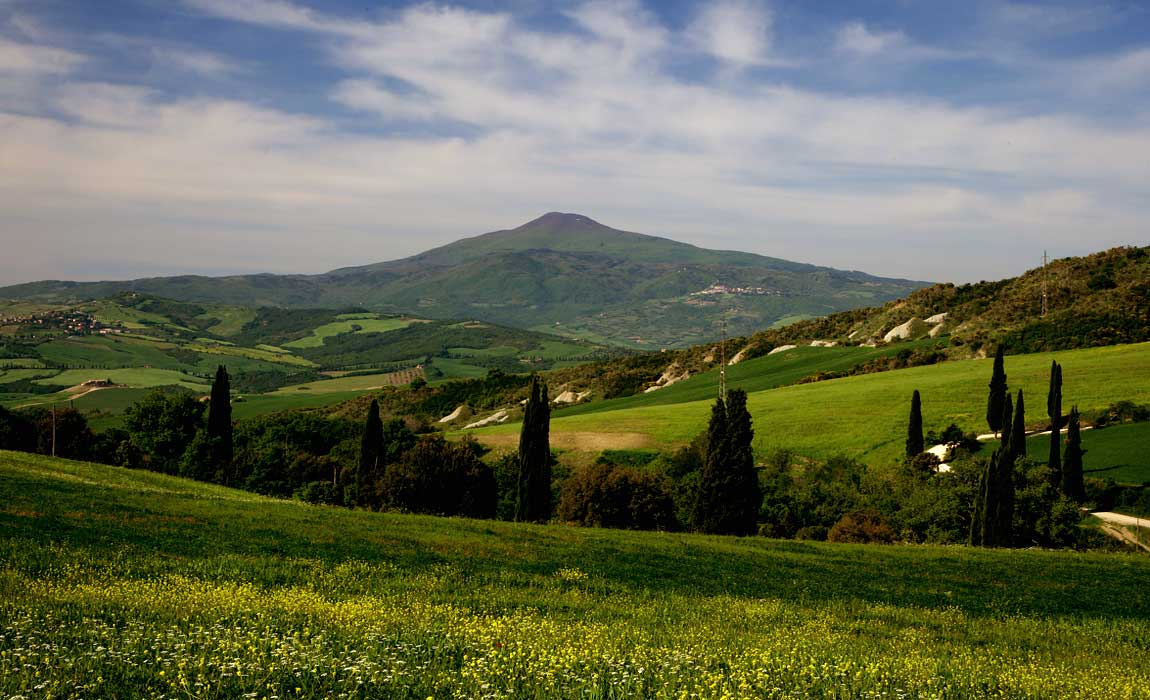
[689,283,780,297]
[0,310,123,339]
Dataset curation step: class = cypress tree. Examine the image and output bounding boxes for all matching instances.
[992,396,1015,546]
[1047,360,1063,487]
[1062,407,1086,503]
[358,399,383,508]
[697,390,760,535]
[972,397,1017,548]
[724,389,760,536]
[1008,389,1027,460]
[206,365,233,482]
[986,346,1008,435]
[696,396,729,533]
[515,376,552,523]
[906,390,924,459]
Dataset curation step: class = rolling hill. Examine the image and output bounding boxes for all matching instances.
[2,451,1148,698]
[0,213,927,348]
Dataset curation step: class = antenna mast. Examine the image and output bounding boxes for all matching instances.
[719,318,727,401]
[1041,250,1049,317]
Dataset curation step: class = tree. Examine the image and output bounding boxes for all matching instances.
[515,376,552,523]
[1047,360,1063,487]
[986,346,1008,436]
[1061,407,1086,503]
[357,399,384,508]
[971,395,1016,548]
[123,390,205,474]
[1008,389,1027,461]
[697,389,760,535]
[206,365,233,481]
[906,390,924,458]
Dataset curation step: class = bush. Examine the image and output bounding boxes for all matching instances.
[378,436,495,518]
[558,461,677,531]
[828,510,895,544]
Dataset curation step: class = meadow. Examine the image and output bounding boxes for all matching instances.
[2,451,1149,699]
[478,342,1150,467]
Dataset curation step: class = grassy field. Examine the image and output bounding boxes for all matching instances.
[282,317,413,349]
[477,342,1150,466]
[1075,422,1150,485]
[1,451,1148,699]
[560,341,945,418]
[33,367,210,391]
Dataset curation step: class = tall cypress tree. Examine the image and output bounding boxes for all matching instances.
[515,376,552,523]
[906,390,924,458]
[986,346,1008,436]
[1047,360,1063,487]
[697,390,760,536]
[696,396,729,533]
[972,397,1017,548]
[206,365,233,483]
[357,399,383,508]
[1062,407,1086,503]
[1008,389,1027,460]
[724,389,760,536]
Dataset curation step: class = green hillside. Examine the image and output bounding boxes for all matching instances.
[0,213,926,348]
[473,342,1150,467]
[1,294,618,425]
[2,451,1148,698]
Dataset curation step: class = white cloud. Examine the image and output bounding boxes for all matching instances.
[835,22,906,57]
[686,0,776,67]
[0,37,83,74]
[153,47,245,77]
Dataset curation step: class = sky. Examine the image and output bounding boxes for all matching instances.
[0,0,1147,286]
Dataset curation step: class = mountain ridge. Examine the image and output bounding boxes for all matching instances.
[0,213,928,347]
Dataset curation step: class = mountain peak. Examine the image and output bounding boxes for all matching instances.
[518,212,608,231]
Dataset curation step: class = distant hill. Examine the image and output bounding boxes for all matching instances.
[733,245,1150,358]
[0,213,926,348]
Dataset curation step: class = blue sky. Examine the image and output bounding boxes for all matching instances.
[1,0,1147,286]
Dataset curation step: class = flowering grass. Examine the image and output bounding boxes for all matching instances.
[3,451,1150,699]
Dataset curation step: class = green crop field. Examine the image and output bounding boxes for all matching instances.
[282,317,413,349]
[478,342,1150,466]
[1,451,1148,699]
[186,341,318,368]
[273,371,409,394]
[36,336,186,370]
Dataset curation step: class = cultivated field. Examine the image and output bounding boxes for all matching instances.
[2,451,1148,699]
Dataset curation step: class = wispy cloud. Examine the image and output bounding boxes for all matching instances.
[0,37,83,74]
[685,0,778,67]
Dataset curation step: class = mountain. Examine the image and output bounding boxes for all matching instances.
[0,213,927,348]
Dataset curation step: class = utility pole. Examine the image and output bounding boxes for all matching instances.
[1041,251,1049,317]
[719,318,727,402]
[51,404,57,458]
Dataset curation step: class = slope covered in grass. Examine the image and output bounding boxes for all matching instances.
[2,451,1148,698]
[476,342,1150,466]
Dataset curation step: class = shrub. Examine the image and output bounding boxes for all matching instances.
[558,461,677,531]
[828,510,895,544]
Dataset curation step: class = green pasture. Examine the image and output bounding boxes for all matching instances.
[36,336,184,370]
[196,305,257,337]
[282,317,413,349]
[0,358,46,369]
[186,341,317,368]
[479,342,1150,467]
[560,341,945,418]
[0,368,57,383]
[1074,422,1150,485]
[428,357,491,381]
[34,368,209,392]
[1,451,1148,699]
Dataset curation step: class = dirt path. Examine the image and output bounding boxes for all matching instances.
[1092,511,1150,553]
[14,384,114,409]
